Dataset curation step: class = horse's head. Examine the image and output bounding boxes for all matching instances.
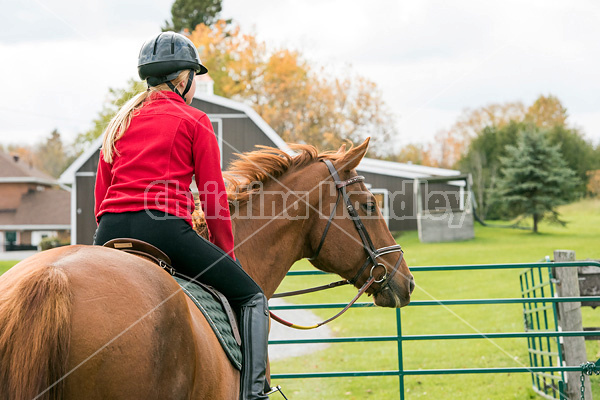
[306,138,414,307]
[225,138,413,306]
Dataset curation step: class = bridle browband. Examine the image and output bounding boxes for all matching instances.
[269,159,405,330]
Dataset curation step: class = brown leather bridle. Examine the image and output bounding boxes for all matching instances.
[269,159,405,330]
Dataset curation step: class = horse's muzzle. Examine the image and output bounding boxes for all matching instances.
[373,275,414,308]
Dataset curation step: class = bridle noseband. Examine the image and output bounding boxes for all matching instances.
[269,160,405,330]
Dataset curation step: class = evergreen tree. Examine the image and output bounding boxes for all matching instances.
[188,22,397,156]
[162,0,223,32]
[458,121,521,219]
[493,128,579,233]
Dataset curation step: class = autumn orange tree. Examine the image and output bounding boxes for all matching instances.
[424,95,574,169]
[189,21,397,155]
[76,21,396,157]
[525,94,568,128]
[384,143,431,165]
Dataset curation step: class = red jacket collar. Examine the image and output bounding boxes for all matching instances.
[147,90,185,103]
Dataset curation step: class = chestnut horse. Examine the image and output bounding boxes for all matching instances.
[0,138,413,400]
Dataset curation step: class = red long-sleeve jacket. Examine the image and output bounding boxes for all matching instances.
[94,90,235,258]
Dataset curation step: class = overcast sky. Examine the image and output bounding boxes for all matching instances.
[1,0,599,150]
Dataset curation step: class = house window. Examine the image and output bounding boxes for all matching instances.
[5,231,16,243]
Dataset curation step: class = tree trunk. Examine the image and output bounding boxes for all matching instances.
[533,213,539,233]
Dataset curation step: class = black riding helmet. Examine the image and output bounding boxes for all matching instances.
[138,31,208,100]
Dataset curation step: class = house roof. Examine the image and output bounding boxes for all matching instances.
[60,92,459,183]
[0,151,56,185]
[0,188,71,229]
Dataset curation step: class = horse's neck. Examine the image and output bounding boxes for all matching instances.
[232,215,307,297]
[231,168,324,298]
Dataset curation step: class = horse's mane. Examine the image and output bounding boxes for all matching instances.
[223,143,346,204]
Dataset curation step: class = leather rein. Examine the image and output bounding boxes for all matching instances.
[269,159,404,330]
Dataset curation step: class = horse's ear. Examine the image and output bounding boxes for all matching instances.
[336,143,347,154]
[336,138,370,172]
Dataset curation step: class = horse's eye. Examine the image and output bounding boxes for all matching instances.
[361,202,377,214]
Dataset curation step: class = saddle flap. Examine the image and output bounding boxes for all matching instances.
[103,238,172,266]
[175,276,243,369]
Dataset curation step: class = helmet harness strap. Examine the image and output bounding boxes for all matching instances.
[165,81,181,97]
[154,69,195,101]
[180,70,195,100]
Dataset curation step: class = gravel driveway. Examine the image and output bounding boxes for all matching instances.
[268,298,333,361]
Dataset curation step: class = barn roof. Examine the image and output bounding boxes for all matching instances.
[193,92,293,153]
[358,157,460,180]
[59,92,459,184]
[59,135,102,185]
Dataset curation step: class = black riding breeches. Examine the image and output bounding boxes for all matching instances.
[93,210,263,309]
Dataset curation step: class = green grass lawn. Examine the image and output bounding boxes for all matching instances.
[270,198,600,399]
[1,199,599,399]
[0,260,17,275]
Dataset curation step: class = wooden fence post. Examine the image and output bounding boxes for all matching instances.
[554,250,591,400]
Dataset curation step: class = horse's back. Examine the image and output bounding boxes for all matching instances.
[50,246,187,398]
[18,245,192,398]
[1,245,238,399]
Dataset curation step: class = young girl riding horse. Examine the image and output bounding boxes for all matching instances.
[93,31,271,400]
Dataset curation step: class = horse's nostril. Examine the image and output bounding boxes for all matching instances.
[409,277,415,294]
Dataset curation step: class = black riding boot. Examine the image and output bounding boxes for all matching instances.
[239,293,270,400]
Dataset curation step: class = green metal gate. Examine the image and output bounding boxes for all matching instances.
[269,261,600,399]
[520,263,564,399]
